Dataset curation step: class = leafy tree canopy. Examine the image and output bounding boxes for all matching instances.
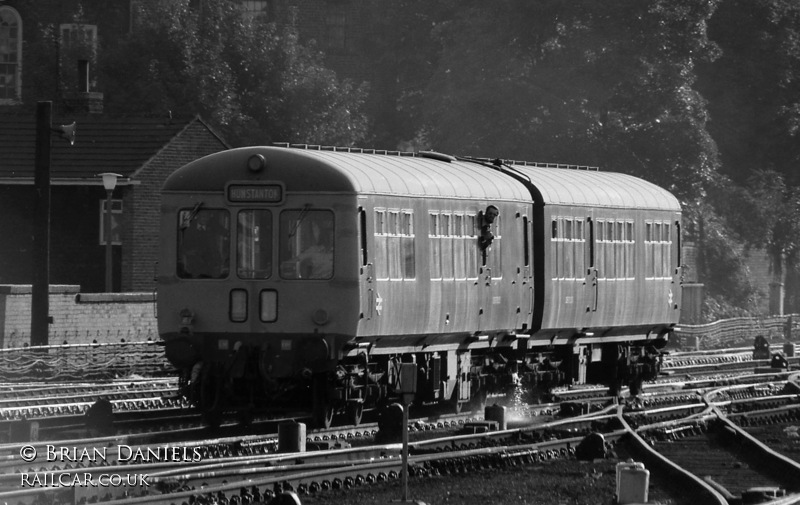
[97,0,369,146]
[411,0,721,205]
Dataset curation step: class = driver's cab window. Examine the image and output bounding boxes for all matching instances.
[279,209,334,279]
[177,208,230,279]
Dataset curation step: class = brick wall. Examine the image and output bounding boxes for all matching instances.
[0,285,157,348]
[123,120,228,291]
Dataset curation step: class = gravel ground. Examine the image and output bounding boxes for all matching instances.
[743,422,800,463]
[298,457,672,505]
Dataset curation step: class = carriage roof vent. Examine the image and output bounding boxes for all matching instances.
[418,151,456,163]
[504,159,599,171]
[272,143,595,169]
[274,142,418,157]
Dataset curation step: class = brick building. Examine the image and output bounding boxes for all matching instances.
[0,114,228,292]
[0,1,230,292]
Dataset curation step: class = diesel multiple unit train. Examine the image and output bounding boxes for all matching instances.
[157,144,682,427]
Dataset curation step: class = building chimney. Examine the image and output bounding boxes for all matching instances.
[61,59,104,114]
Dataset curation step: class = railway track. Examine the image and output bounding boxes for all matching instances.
[0,349,798,504]
[0,373,796,504]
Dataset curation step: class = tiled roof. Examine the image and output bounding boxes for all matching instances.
[0,114,211,182]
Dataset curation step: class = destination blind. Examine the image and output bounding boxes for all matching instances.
[227,184,283,203]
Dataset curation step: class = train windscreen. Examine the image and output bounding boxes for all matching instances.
[279,209,334,280]
[177,208,231,279]
[236,210,273,279]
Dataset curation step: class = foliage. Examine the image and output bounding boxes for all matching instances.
[690,198,762,320]
[96,0,368,146]
[384,0,800,317]
[719,171,800,274]
[413,0,721,205]
[698,0,800,315]
[361,0,458,149]
[700,0,800,187]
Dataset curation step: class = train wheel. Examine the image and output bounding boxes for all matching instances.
[200,365,224,428]
[312,373,335,429]
[346,401,364,426]
[314,403,335,429]
[470,389,488,414]
[450,394,463,414]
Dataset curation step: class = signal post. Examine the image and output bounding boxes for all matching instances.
[389,363,427,505]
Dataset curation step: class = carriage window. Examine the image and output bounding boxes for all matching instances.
[564,218,574,278]
[359,208,368,266]
[177,208,230,279]
[388,211,402,279]
[521,216,530,267]
[400,211,416,279]
[624,220,635,278]
[465,214,479,279]
[552,216,585,280]
[279,209,334,280]
[375,209,388,279]
[615,221,624,280]
[485,214,502,277]
[605,221,615,279]
[575,219,584,274]
[645,220,671,279]
[377,209,414,280]
[237,210,273,279]
[454,214,466,279]
[594,218,615,280]
[441,213,454,279]
[429,212,442,279]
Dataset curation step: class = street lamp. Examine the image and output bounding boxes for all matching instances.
[99,172,121,292]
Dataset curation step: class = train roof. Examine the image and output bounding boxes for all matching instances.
[164,145,680,212]
[507,163,681,211]
[164,146,531,202]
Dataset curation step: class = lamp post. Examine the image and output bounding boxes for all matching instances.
[99,173,121,292]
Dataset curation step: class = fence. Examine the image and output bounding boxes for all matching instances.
[673,314,799,351]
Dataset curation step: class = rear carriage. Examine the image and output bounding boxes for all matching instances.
[501,163,682,390]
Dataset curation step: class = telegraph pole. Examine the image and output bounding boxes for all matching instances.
[31,101,52,347]
[31,101,75,347]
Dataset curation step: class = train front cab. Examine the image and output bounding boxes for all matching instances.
[157,148,363,424]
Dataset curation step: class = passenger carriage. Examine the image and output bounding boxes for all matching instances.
[157,144,681,426]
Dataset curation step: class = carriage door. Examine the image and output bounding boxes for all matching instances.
[671,220,682,312]
[519,214,534,326]
[585,216,598,312]
[358,207,375,321]
[478,208,502,330]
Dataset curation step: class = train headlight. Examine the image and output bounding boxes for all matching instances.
[247,154,266,172]
[260,290,277,322]
[312,309,329,326]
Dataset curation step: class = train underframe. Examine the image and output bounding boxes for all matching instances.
[178,335,665,428]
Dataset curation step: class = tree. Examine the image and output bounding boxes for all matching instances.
[414,0,721,206]
[698,0,800,314]
[96,0,368,146]
[701,0,800,187]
